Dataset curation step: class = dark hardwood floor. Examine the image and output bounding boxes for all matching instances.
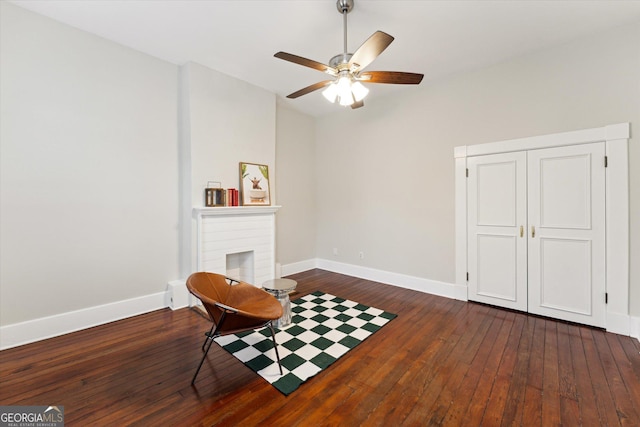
[1,269,639,426]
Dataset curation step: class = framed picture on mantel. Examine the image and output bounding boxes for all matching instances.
[239,162,271,206]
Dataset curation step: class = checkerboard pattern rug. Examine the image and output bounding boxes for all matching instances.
[214,291,397,395]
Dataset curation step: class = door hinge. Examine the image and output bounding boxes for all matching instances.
[605,293,608,304]
[466,272,469,281]
[604,156,608,167]
[466,168,469,177]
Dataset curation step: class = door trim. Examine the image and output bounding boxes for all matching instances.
[454,123,630,335]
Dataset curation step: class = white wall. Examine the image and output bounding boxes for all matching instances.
[178,62,276,276]
[0,3,180,325]
[181,62,276,208]
[313,22,640,314]
[275,103,317,266]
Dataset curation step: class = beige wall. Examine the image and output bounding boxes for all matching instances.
[0,3,277,328]
[178,62,276,276]
[275,104,317,265]
[0,3,179,324]
[311,22,639,314]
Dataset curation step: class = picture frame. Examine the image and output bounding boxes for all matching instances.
[239,162,271,206]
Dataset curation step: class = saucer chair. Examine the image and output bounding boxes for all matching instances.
[187,272,284,385]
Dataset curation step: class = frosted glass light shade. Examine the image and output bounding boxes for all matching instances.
[336,75,351,95]
[338,92,355,106]
[322,83,338,103]
[351,81,369,102]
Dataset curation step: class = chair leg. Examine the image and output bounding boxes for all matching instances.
[268,322,283,375]
[192,315,225,385]
[192,336,215,385]
[201,324,215,351]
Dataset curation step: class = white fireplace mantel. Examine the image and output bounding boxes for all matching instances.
[193,206,281,218]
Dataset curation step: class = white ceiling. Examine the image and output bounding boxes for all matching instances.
[10,0,640,117]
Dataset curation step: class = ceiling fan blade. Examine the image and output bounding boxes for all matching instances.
[351,100,364,109]
[348,31,394,71]
[359,71,424,85]
[286,81,333,99]
[274,52,337,75]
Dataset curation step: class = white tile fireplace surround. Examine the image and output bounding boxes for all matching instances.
[194,206,280,286]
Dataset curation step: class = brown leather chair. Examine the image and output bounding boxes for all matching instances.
[186,272,284,384]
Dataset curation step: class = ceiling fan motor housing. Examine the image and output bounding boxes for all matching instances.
[329,53,353,69]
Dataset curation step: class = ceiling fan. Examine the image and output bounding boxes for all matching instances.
[274,0,423,109]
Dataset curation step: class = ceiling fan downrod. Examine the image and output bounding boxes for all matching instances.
[337,0,354,55]
[330,0,354,68]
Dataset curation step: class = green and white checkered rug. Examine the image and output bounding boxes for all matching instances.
[214,291,397,395]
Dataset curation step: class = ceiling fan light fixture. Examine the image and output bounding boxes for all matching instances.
[275,0,423,109]
[338,91,355,107]
[336,74,352,94]
[351,80,369,102]
[322,83,339,103]
[322,73,367,106]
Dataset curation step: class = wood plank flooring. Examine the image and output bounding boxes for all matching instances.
[1,269,639,425]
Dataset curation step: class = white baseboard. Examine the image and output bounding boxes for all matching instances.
[313,258,462,300]
[631,315,640,343]
[0,292,166,350]
[4,264,636,350]
[282,259,637,342]
[281,259,318,277]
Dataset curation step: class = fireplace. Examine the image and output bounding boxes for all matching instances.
[167,206,280,309]
[226,250,254,283]
[195,206,280,286]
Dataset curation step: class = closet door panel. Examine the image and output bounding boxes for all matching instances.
[468,152,527,311]
[538,154,592,229]
[539,238,592,314]
[476,234,518,301]
[527,143,606,327]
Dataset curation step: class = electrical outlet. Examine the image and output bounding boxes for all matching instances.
[359,251,364,259]
[333,247,338,256]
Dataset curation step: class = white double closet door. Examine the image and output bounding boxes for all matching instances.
[467,142,606,327]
